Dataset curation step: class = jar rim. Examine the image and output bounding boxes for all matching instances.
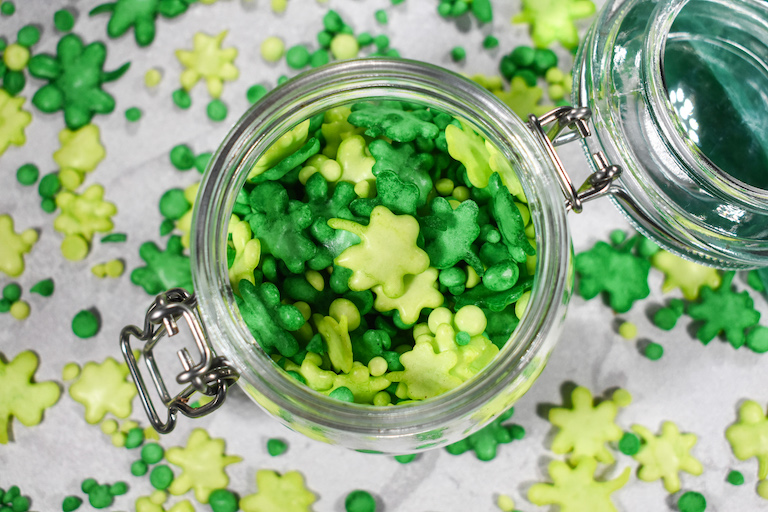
[191,58,571,443]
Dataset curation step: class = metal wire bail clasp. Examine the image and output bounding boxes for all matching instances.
[120,288,238,433]
[527,106,622,213]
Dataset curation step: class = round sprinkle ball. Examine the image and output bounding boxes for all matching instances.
[266,438,287,456]
[677,491,706,512]
[726,470,744,486]
[260,36,285,62]
[159,188,191,220]
[618,432,641,455]
[131,460,149,477]
[62,496,83,512]
[16,163,39,185]
[330,33,359,60]
[125,107,142,122]
[72,309,100,338]
[497,494,516,512]
[61,234,89,261]
[618,321,637,340]
[17,25,41,47]
[54,8,75,31]
[149,465,174,490]
[209,489,238,512]
[141,442,164,464]
[3,282,21,302]
[644,341,664,360]
[207,99,228,121]
[62,362,80,381]
[145,68,162,88]
[4,43,30,71]
[247,84,268,104]
[10,300,30,320]
[172,88,192,109]
[1,1,16,15]
[170,144,195,170]
[286,44,311,69]
[345,490,376,512]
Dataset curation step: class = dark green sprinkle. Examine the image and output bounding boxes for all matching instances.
[207,99,228,121]
[329,386,355,402]
[125,107,142,122]
[266,438,288,456]
[0,36,6,52]
[374,9,387,24]
[54,9,75,31]
[38,172,61,198]
[159,218,175,236]
[170,144,195,170]
[455,331,471,345]
[515,69,537,87]
[726,470,744,485]
[437,2,452,17]
[3,69,24,95]
[81,479,97,494]
[345,490,376,512]
[374,34,389,51]
[195,152,212,173]
[3,283,21,302]
[209,489,238,512]
[309,49,330,68]
[11,495,30,512]
[394,454,417,463]
[247,84,268,104]
[510,46,535,67]
[41,197,57,213]
[62,495,83,512]
[286,45,311,69]
[108,482,127,496]
[482,35,499,49]
[172,88,192,109]
[532,48,558,75]
[644,342,664,360]
[124,427,145,449]
[357,32,374,46]
[17,25,41,47]
[130,460,148,476]
[159,188,191,220]
[16,163,39,185]
[0,298,11,313]
[1,2,15,16]
[618,432,641,455]
[72,309,100,338]
[451,0,469,17]
[677,491,706,512]
[3,486,20,503]
[323,9,344,33]
[141,442,164,464]
[149,465,174,490]
[101,233,127,243]
[653,307,680,330]
[317,30,333,49]
[88,484,113,509]
[451,46,466,62]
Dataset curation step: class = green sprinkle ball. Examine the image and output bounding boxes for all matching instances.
[141,442,164,464]
[10,495,30,512]
[159,188,191,220]
[54,9,75,31]
[195,152,212,173]
[88,484,113,509]
[0,299,12,313]
[40,197,56,213]
[247,84,268,104]
[394,454,417,464]
[483,35,499,49]
[72,309,100,338]
[124,107,142,122]
[208,489,238,512]
[1,2,16,16]
[451,46,466,62]
[130,460,149,477]
[149,465,174,490]
[62,495,83,512]
[286,45,311,69]
[16,163,39,185]
[644,342,664,360]
[207,99,228,121]
[17,25,40,47]
[38,172,61,198]
[172,88,192,109]
[3,283,22,302]
[266,438,288,456]
[345,490,376,512]
[677,491,706,512]
[124,427,145,449]
[310,49,330,68]
[374,9,388,24]
[329,386,355,402]
[726,470,744,486]
[618,432,641,455]
[108,482,128,496]
[170,144,195,170]
[81,479,97,494]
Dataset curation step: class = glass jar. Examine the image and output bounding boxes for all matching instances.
[122,0,768,453]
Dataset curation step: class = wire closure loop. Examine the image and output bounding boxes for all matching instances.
[120,288,238,433]
[527,106,622,213]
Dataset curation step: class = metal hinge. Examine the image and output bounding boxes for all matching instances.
[527,106,622,213]
[120,288,238,434]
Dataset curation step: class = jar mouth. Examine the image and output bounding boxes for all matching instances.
[192,59,570,446]
[646,0,768,207]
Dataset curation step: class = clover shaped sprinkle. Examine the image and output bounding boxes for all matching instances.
[686,271,760,348]
[329,206,430,298]
[368,139,434,206]
[347,103,439,142]
[454,276,533,312]
[0,351,60,444]
[575,240,650,313]
[176,31,238,98]
[176,181,199,248]
[54,185,117,242]
[387,341,462,400]
[0,214,38,277]
[494,76,552,119]
[486,139,525,201]
[528,457,631,512]
[69,356,136,424]
[336,134,376,188]
[247,181,317,274]
[326,362,391,403]
[131,235,194,294]
[445,119,495,188]
[372,267,444,325]
[487,172,535,262]
[250,137,320,184]
[549,386,624,464]
[725,400,768,480]
[445,407,518,461]
[320,106,364,158]
[90,0,191,47]
[420,196,483,272]
[651,250,721,300]
[631,421,703,493]
[249,120,310,180]
[512,0,597,50]
[314,313,353,373]
[228,216,261,294]
[350,170,420,217]
[305,172,358,227]
[240,469,317,512]
[165,428,242,503]
[236,280,304,358]
[29,34,130,129]
[0,88,32,155]
[53,124,106,183]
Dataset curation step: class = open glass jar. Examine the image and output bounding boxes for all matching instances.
[121,0,768,453]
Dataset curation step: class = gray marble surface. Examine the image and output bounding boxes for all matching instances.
[1,0,767,511]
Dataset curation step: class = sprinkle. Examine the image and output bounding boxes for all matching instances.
[618,432,641,455]
[176,31,238,98]
[496,494,515,512]
[207,99,228,121]
[345,490,376,512]
[16,163,39,185]
[451,46,466,62]
[286,45,311,69]
[62,496,83,512]
[9,300,29,320]
[172,88,192,109]
[54,8,75,31]
[142,442,165,464]
[247,84,269,104]
[726,470,744,485]
[125,107,142,122]
[62,362,80,381]
[677,491,706,512]
[1,1,16,15]
[261,36,285,62]
[131,460,149,476]
[483,35,499,49]
[150,465,174,490]
[209,489,238,512]
[644,342,664,360]
[101,233,127,243]
[267,438,288,456]
[170,144,195,170]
